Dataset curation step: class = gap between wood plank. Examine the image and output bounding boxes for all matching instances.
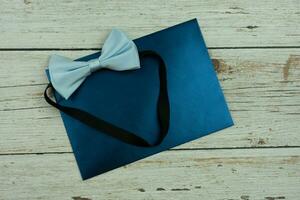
[0,46,300,51]
[1,146,299,156]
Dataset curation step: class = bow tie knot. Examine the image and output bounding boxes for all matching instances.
[48,29,140,99]
[88,58,102,72]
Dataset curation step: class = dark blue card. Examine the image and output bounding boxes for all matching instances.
[47,19,233,180]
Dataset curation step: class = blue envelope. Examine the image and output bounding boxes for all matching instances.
[45,19,233,180]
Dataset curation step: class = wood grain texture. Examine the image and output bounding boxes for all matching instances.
[0,148,299,200]
[1,0,300,198]
[0,48,299,154]
[0,0,299,48]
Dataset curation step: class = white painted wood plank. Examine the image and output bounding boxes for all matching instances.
[0,49,299,153]
[0,0,299,48]
[0,148,299,200]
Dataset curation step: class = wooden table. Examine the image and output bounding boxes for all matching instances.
[0,0,299,199]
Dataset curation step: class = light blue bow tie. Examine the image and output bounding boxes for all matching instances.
[48,29,140,99]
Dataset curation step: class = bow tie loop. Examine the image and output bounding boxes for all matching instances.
[48,29,140,100]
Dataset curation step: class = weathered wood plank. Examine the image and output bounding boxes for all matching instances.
[0,148,299,200]
[0,48,299,153]
[0,1,299,199]
[0,0,299,48]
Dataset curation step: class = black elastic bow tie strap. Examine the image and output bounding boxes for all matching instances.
[44,50,170,147]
